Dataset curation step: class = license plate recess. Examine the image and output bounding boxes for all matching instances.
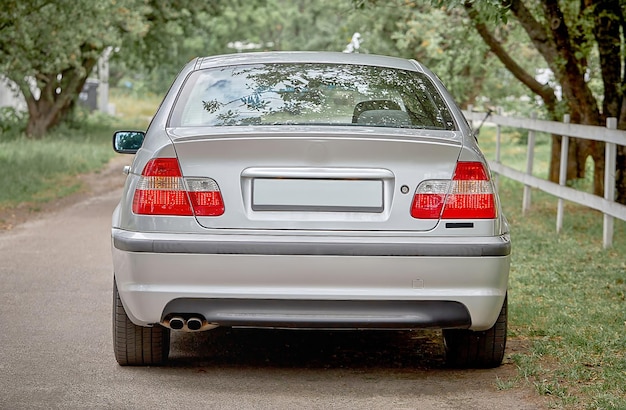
[252,178,383,212]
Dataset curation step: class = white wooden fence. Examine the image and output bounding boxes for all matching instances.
[463,109,626,248]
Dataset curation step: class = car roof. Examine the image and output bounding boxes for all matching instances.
[194,51,425,73]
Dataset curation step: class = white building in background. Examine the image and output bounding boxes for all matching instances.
[0,75,28,111]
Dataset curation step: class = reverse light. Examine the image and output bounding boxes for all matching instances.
[132,158,224,216]
[411,161,496,219]
[185,178,225,216]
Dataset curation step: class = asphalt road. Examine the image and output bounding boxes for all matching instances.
[0,158,545,409]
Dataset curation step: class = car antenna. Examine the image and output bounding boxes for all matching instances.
[475,108,494,137]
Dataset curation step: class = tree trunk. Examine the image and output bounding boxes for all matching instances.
[590,0,626,203]
[617,145,626,204]
[19,57,96,138]
[617,98,626,204]
[25,104,59,138]
[548,136,590,182]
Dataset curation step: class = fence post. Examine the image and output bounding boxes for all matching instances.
[522,112,537,215]
[556,114,570,233]
[603,118,617,248]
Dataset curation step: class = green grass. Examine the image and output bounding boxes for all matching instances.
[506,184,625,409]
[479,126,626,409]
[0,116,114,208]
[0,91,157,211]
[110,88,162,125]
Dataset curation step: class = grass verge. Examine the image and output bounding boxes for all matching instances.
[0,94,156,218]
[0,116,115,210]
[503,180,625,409]
[479,126,626,409]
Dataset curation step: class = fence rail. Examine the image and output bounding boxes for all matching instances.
[463,109,626,248]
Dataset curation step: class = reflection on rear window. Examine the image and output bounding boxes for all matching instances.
[170,63,456,130]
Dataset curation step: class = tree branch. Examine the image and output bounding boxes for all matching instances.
[463,1,558,116]
[507,0,557,66]
[508,0,600,124]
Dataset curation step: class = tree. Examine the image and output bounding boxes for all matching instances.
[0,1,224,138]
[200,0,358,53]
[458,0,626,202]
[356,0,626,203]
[1,1,140,137]
[351,1,541,114]
[109,0,355,95]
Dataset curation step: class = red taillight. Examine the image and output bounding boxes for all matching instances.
[410,181,450,219]
[451,161,490,180]
[132,158,224,216]
[185,178,225,216]
[411,161,496,219]
[141,157,183,177]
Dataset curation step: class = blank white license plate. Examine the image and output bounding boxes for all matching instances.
[252,178,383,212]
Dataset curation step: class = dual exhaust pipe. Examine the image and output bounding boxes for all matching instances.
[164,315,218,332]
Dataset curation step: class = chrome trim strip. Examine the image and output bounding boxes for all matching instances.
[113,230,511,257]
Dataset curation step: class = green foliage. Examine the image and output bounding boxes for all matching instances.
[114,0,538,114]
[109,88,161,128]
[111,0,371,94]
[390,2,490,103]
[0,112,116,207]
[0,0,147,84]
[0,0,227,136]
[0,107,27,140]
[432,0,511,23]
[3,0,624,137]
[0,0,148,136]
[116,1,225,70]
[339,1,546,114]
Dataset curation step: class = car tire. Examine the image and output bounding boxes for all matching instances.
[113,279,170,366]
[443,294,507,368]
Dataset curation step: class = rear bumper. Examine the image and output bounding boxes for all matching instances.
[112,229,510,331]
[112,229,510,257]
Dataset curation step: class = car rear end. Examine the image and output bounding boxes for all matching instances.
[111,52,510,367]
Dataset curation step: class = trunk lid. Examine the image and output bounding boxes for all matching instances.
[169,127,462,231]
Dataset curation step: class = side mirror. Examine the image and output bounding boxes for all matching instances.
[113,131,145,154]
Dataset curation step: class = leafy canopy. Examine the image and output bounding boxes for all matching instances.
[0,0,148,88]
[0,0,226,137]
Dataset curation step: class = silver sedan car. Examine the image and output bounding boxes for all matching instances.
[112,51,510,368]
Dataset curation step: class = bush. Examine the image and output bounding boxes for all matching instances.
[0,107,27,140]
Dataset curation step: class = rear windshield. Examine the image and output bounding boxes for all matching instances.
[170,63,456,130]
